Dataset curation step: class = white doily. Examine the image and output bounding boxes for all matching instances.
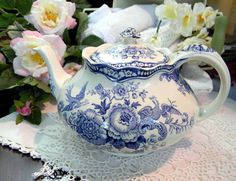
[34,100,236,181]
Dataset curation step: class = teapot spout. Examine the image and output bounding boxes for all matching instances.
[34,46,72,100]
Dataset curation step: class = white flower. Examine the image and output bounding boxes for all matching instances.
[203,7,218,29]
[155,0,178,21]
[176,3,195,37]
[193,3,218,30]
[196,28,209,38]
[176,28,212,51]
[10,31,66,82]
[24,0,77,35]
[193,2,206,31]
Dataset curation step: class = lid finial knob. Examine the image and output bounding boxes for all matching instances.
[120,27,140,44]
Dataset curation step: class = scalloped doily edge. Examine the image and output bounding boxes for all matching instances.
[0,135,41,159]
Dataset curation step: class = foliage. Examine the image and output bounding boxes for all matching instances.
[0,0,104,125]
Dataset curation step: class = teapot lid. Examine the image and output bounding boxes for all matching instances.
[87,28,169,68]
[90,44,168,65]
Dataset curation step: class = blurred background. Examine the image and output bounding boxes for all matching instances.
[86,0,236,100]
[87,0,236,43]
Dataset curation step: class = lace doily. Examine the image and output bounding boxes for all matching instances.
[34,100,236,181]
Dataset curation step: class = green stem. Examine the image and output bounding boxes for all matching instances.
[156,20,162,34]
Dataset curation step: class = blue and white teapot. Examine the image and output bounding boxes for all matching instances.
[36,28,230,155]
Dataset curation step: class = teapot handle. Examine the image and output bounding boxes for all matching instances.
[175,45,231,121]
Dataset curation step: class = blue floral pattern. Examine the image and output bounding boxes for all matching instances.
[160,69,192,95]
[86,61,173,82]
[59,81,194,151]
[108,104,140,141]
[91,46,160,62]
[182,44,215,53]
[76,110,107,145]
[88,45,170,83]
[112,84,129,100]
[49,74,56,97]
[111,46,158,60]
[120,27,141,39]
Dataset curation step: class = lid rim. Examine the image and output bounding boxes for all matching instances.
[85,55,170,71]
[85,44,169,67]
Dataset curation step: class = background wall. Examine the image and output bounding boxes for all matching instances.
[208,0,236,43]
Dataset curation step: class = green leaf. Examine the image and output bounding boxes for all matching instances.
[0,13,17,28]
[15,17,33,29]
[22,77,37,86]
[0,0,16,10]
[19,77,51,93]
[2,48,16,63]
[63,29,71,45]
[9,104,16,113]
[0,62,10,73]
[75,12,88,43]
[0,69,22,90]
[0,70,51,93]
[14,100,24,109]
[64,56,82,64]
[19,91,32,102]
[64,46,82,58]
[15,0,33,15]
[0,31,7,37]
[26,106,41,125]
[75,0,91,12]
[14,21,26,31]
[0,39,11,48]
[16,114,24,125]
[82,35,104,47]
[36,81,51,93]
[34,92,53,107]
[211,16,228,54]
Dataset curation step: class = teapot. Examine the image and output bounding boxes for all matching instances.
[35,28,230,155]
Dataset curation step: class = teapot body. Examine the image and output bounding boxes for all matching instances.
[57,61,199,155]
[35,36,230,155]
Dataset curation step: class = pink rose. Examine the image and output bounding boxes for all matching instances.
[16,101,32,116]
[24,0,77,35]
[10,31,66,82]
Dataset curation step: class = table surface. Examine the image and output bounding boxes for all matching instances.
[0,146,42,181]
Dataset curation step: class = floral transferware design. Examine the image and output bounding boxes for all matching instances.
[90,46,167,62]
[106,46,158,61]
[112,84,130,100]
[160,69,192,95]
[182,44,215,53]
[58,81,194,152]
[86,57,171,83]
[67,110,107,146]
